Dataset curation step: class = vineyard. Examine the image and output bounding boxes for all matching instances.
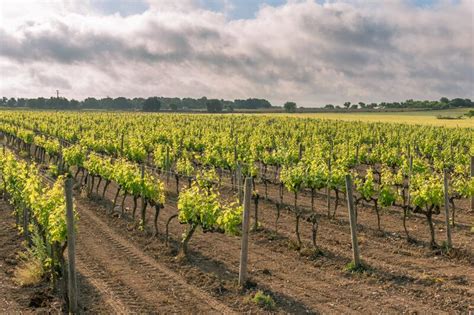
[0,110,473,313]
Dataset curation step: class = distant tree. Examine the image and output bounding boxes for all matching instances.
[70,99,80,109]
[16,98,27,107]
[206,99,223,113]
[284,101,297,113]
[142,97,161,112]
[46,97,69,109]
[234,98,272,109]
[324,104,334,109]
[440,97,450,104]
[465,110,474,118]
[27,97,46,108]
[358,102,366,109]
[112,97,133,110]
[82,97,99,108]
[343,101,351,109]
[449,98,472,108]
[367,103,377,109]
[7,97,16,107]
[131,97,145,110]
[350,104,358,110]
[335,105,342,109]
[169,103,178,111]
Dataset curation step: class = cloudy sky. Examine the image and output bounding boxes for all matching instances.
[0,0,472,107]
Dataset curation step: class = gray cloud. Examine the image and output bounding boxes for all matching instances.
[0,0,472,106]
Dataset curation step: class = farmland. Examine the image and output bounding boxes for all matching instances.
[282,108,474,128]
[0,109,473,313]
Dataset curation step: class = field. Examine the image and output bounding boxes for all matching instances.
[285,108,473,128]
[0,109,473,314]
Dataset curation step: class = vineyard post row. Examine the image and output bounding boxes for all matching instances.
[1,119,472,222]
[1,116,473,253]
[4,132,255,287]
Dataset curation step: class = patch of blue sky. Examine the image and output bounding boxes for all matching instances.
[90,0,149,16]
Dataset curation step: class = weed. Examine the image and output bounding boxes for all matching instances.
[251,290,275,310]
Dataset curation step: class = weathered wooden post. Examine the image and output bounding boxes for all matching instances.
[407,156,413,206]
[58,141,63,174]
[345,174,361,268]
[120,133,124,155]
[65,178,78,313]
[238,177,252,287]
[471,156,474,211]
[236,163,242,204]
[443,169,452,250]
[326,157,331,218]
[140,164,146,229]
[166,146,170,184]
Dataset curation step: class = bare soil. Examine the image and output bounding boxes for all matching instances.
[83,170,474,314]
[2,142,474,314]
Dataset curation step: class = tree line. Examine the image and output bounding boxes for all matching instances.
[0,96,273,112]
[1,96,472,112]
[322,97,473,111]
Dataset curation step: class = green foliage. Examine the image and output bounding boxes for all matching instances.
[344,261,368,273]
[177,182,242,235]
[0,149,75,273]
[251,291,275,310]
[1,109,472,249]
[280,163,305,193]
[62,144,86,168]
[411,173,444,208]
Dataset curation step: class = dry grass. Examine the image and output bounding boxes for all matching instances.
[13,253,45,287]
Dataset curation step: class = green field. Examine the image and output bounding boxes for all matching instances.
[280,108,473,128]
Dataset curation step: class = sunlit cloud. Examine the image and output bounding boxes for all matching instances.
[0,0,472,106]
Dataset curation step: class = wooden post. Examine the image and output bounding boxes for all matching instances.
[239,177,252,287]
[326,157,331,217]
[140,164,146,228]
[166,146,170,183]
[407,156,413,206]
[120,133,124,155]
[65,178,78,313]
[86,170,91,197]
[443,170,452,250]
[58,142,63,174]
[236,163,242,203]
[471,156,474,211]
[22,206,30,246]
[345,175,361,268]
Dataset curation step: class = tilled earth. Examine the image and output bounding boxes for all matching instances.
[1,144,474,313]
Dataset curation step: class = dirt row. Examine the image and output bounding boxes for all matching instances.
[1,141,248,314]
[2,139,474,313]
[86,168,473,313]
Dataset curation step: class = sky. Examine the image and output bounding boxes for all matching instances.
[0,0,472,107]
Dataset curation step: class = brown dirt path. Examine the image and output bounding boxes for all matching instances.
[74,192,235,314]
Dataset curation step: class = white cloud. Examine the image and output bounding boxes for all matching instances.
[0,0,472,106]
